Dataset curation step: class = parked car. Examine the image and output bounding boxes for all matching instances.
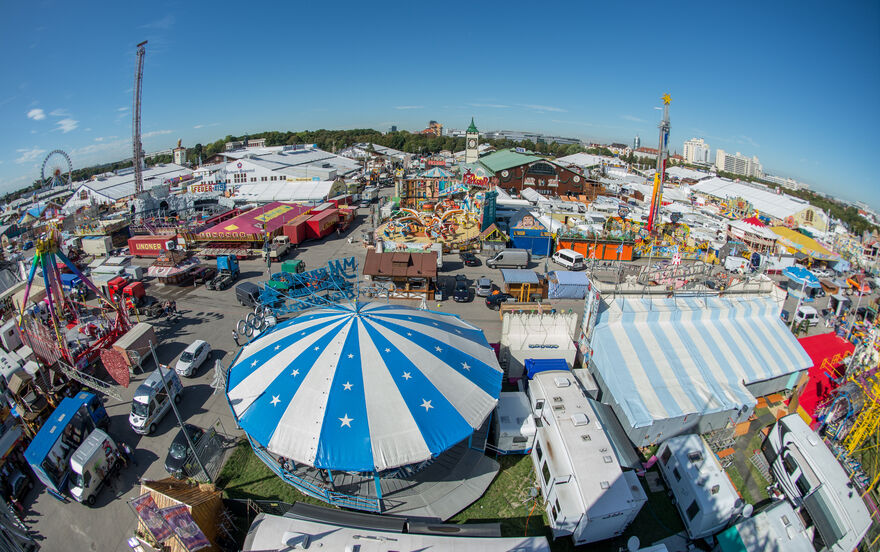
[174,340,212,377]
[476,278,493,297]
[486,292,514,310]
[6,468,33,501]
[460,252,481,267]
[453,279,471,302]
[163,424,205,479]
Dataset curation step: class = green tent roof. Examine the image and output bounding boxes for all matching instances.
[467,117,478,133]
[478,149,546,173]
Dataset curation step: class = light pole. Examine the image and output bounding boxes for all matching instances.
[140,344,212,483]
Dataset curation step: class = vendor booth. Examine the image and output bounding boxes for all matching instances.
[500,269,546,302]
[362,250,437,299]
[547,271,590,299]
[499,311,578,380]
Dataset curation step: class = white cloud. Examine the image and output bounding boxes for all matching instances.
[141,15,175,30]
[15,147,46,164]
[193,124,204,129]
[394,105,424,110]
[117,106,129,112]
[468,103,510,109]
[55,118,79,133]
[193,123,219,129]
[621,114,647,123]
[49,108,69,117]
[27,108,45,120]
[142,129,173,138]
[518,103,567,113]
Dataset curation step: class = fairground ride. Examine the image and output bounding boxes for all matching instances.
[17,228,131,371]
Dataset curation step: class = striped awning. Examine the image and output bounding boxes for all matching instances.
[226,302,502,472]
[590,294,812,429]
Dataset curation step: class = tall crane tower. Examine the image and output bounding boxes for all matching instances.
[132,40,147,196]
[646,93,671,233]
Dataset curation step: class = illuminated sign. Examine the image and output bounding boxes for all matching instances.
[189,182,226,193]
[426,159,446,167]
[255,205,294,223]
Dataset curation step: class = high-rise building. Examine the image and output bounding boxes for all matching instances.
[715,149,762,178]
[682,138,710,164]
[633,134,640,150]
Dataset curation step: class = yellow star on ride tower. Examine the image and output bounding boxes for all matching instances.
[661,93,672,105]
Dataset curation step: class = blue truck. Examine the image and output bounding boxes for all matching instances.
[24,392,109,501]
[60,273,85,294]
[207,255,240,290]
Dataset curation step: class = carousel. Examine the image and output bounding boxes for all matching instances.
[226,301,503,518]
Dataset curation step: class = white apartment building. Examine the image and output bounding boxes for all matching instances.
[715,149,763,178]
[682,138,710,164]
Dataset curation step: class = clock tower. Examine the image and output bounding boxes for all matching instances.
[465,117,479,164]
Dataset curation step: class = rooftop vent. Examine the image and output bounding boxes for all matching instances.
[603,455,613,464]
[600,481,610,489]
[552,396,563,403]
[581,434,592,441]
[688,451,703,463]
[554,377,571,388]
[571,413,589,426]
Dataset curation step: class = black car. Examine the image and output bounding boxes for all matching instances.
[460,252,481,267]
[485,292,514,310]
[453,280,471,302]
[164,424,205,479]
[192,266,217,284]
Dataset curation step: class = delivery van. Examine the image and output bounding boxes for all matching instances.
[68,428,118,506]
[235,282,262,308]
[551,249,585,270]
[129,367,182,435]
[486,249,530,270]
[793,305,820,327]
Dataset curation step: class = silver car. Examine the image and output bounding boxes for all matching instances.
[175,340,212,377]
[476,278,493,297]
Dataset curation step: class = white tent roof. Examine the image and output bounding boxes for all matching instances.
[235,181,336,203]
[691,177,811,221]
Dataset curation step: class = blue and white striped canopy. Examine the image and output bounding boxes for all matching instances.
[226,302,502,472]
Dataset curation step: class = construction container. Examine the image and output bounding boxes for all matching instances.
[112,323,158,369]
[283,220,308,245]
[80,236,114,257]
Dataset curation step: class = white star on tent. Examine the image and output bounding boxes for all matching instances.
[455,329,462,334]
[402,372,412,380]
[301,332,306,336]
[343,382,353,391]
[291,369,300,377]
[406,332,412,337]
[461,362,471,371]
[314,346,320,351]
[384,348,391,353]
[420,399,433,411]
[433,322,438,326]
[270,395,281,406]
[339,414,353,427]
[274,345,281,351]
[251,360,258,367]
[347,353,354,359]
[435,346,442,352]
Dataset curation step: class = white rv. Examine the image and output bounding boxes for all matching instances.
[656,434,743,540]
[528,369,646,546]
[491,392,536,454]
[763,414,872,552]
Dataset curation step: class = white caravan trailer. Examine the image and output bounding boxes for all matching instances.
[528,369,646,546]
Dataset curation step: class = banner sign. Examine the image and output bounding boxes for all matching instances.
[160,504,211,552]
[131,493,173,543]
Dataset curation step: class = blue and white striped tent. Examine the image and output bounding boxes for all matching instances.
[226,302,503,472]
[589,294,812,446]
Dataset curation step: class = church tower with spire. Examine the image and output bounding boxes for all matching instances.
[465,118,479,164]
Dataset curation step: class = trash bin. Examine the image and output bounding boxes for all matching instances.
[434,289,444,301]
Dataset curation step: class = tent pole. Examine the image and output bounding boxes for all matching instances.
[373,474,383,500]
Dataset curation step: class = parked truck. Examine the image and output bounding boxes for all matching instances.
[68,428,119,505]
[262,236,291,261]
[128,235,176,258]
[207,255,240,291]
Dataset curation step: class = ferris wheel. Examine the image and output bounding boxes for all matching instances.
[41,149,73,188]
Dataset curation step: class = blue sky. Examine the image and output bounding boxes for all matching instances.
[1,1,878,207]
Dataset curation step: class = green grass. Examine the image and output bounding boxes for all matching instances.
[215,440,329,508]
[726,464,754,504]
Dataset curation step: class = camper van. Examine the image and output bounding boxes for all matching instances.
[551,249,585,270]
[486,249,530,270]
[763,415,872,552]
[793,305,820,327]
[129,367,183,435]
[656,434,743,539]
[68,429,119,505]
[491,392,536,454]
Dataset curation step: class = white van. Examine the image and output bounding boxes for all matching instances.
[129,367,183,435]
[69,428,118,506]
[551,249,585,270]
[793,305,819,327]
[486,248,530,269]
